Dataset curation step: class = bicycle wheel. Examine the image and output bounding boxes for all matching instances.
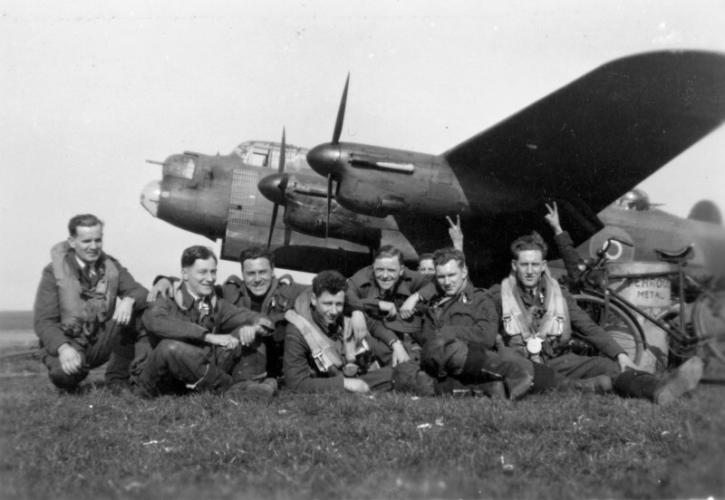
[573,292,646,365]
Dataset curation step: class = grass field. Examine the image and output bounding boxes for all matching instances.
[1,347,724,500]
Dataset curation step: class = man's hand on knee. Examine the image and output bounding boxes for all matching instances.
[391,340,411,366]
[205,333,240,351]
[350,311,370,342]
[237,326,258,347]
[617,353,637,372]
[112,297,135,326]
[58,343,83,375]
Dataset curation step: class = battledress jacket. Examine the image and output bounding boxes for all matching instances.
[34,251,148,355]
[420,280,499,350]
[486,282,625,359]
[283,296,350,393]
[346,266,436,345]
[221,275,307,341]
[553,230,587,285]
[142,285,260,347]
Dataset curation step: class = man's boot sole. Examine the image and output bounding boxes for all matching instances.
[655,356,703,405]
[507,374,534,401]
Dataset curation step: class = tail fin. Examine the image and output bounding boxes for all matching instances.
[688,200,722,225]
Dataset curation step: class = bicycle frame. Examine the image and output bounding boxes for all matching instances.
[577,239,705,360]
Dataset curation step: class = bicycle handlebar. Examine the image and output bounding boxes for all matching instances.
[577,237,634,288]
[597,237,634,257]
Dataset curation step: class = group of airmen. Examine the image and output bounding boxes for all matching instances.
[34,205,704,403]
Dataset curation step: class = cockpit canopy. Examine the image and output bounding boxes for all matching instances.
[232,140,311,172]
[163,154,196,179]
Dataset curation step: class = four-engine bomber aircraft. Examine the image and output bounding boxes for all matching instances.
[141,50,725,283]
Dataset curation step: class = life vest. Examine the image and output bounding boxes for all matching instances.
[500,269,571,356]
[50,241,119,339]
[285,289,357,374]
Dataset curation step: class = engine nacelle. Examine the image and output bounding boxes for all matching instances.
[284,193,381,248]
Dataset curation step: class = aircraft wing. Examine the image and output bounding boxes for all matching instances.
[444,50,725,240]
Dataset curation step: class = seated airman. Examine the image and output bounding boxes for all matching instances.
[134,245,276,399]
[33,214,148,392]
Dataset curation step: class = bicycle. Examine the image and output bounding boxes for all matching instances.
[566,238,723,369]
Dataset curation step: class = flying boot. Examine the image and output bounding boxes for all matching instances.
[457,345,532,400]
[613,356,703,404]
[526,362,612,395]
[194,363,278,401]
[554,374,613,394]
[392,360,436,396]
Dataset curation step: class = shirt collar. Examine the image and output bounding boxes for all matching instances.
[72,252,104,272]
[516,280,544,305]
[181,284,200,309]
[74,255,87,270]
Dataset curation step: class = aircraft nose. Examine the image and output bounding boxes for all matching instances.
[257,173,289,205]
[307,143,341,178]
[140,180,161,217]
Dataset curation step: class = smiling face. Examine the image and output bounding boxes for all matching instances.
[242,257,273,297]
[182,257,218,297]
[311,290,345,327]
[435,259,468,297]
[373,256,404,292]
[512,249,545,290]
[68,224,104,264]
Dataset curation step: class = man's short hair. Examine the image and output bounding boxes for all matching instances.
[68,214,103,236]
[181,245,217,268]
[239,246,275,268]
[510,231,548,259]
[373,244,404,265]
[418,252,434,263]
[312,270,347,296]
[433,247,466,268]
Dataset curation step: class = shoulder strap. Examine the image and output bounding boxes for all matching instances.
[539,271,572,341]
[285,310,344,371]
[500,275,533,337]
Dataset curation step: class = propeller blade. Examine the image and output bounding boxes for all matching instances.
[326,174,333,241]
[266,203,279,249]
[332,73,350,144]
[266,127,288,249]
[278,128,286,173]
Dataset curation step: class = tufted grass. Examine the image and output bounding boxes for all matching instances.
[1,351,724,500]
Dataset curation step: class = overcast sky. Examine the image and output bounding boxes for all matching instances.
[1,0,724,311]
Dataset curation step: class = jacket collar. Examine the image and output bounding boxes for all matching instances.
[435,279,475,305]
[66,250,105,281]
[176,282,215,311]
[514,275,546,306]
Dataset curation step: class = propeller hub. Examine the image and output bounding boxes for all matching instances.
[307,143,341,178]
[257,173,288,205]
